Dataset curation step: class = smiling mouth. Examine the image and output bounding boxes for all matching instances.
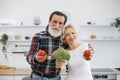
[69,39,74,42]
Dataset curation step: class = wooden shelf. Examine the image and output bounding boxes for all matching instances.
[79,25,120,41]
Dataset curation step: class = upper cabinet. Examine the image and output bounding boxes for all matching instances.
[79,25,120,40]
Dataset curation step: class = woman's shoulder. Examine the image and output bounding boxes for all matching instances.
[81,42,88,46]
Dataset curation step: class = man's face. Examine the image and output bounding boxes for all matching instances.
[48,14,65,37]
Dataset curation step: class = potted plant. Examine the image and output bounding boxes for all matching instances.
[111,17,120,31]
[0,34,9,61]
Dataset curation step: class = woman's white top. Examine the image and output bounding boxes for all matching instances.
[66,42,93,80]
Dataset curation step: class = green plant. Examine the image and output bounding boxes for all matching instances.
[111,17,120,28]
[0,34,8,60]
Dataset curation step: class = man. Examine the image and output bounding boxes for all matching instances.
[26,11,67,80]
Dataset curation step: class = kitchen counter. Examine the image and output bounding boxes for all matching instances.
[92,68,120,75]
[0,68,31,76]
[0,68,120,76]
[0,68,67,76]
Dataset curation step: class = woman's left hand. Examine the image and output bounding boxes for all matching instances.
[83,54,93,61]
[88,43,94,55]
[55,60,64,68]
[83,44,94,61]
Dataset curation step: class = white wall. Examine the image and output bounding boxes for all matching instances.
[0,0,120,26]
[87,40,120,68]
[0,0,120,69]
[79,26,120,68]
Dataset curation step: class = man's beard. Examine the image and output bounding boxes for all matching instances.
[48,25,63,38]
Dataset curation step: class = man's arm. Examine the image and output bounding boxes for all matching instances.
[26,34,47,65]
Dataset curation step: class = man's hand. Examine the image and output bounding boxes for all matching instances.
[35,50,47,63]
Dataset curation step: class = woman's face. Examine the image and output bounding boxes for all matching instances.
[64,27,77,45]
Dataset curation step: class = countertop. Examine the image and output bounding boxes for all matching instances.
[0,68,31,76]
[92,68,120,75]
[0,68,120,76]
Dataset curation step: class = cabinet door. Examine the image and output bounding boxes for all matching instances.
[15,76,26,80]
[61,74,67,80]
[0,76,14,80]
[15,76,31,80]
[117,75,120,80]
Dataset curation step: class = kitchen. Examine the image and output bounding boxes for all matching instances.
[0,0,120,80]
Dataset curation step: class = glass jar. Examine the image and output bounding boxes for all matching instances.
[33,16,40,25]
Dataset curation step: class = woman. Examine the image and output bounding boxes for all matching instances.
[61,24,94,80]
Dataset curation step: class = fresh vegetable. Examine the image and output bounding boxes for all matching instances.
[83,50,91,58]
[38,50,46,56]
[51,48,70,62]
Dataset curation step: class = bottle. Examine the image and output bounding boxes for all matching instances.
[33,16,40,25]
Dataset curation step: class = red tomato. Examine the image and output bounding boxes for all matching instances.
[38,50,46,56]
[83,50,91,57]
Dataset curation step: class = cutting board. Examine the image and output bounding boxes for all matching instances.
[0,67,16,71]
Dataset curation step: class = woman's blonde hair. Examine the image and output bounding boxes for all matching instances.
[61,24,75,49]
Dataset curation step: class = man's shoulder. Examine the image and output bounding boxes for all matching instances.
[36,31,47,35]
[34,31,50,38]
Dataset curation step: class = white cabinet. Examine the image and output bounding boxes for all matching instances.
[0,76,30,80]
[117,75,120,80]
[61,74,67,80]
[15,76,27,80]
[0,76,14,80]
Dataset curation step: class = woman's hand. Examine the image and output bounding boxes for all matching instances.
[83,54,92,61]
[55,60,64,68]
[83,44,94,61]
[88,43,94,55]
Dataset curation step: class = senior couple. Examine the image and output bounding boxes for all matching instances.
[26,11,94,80]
